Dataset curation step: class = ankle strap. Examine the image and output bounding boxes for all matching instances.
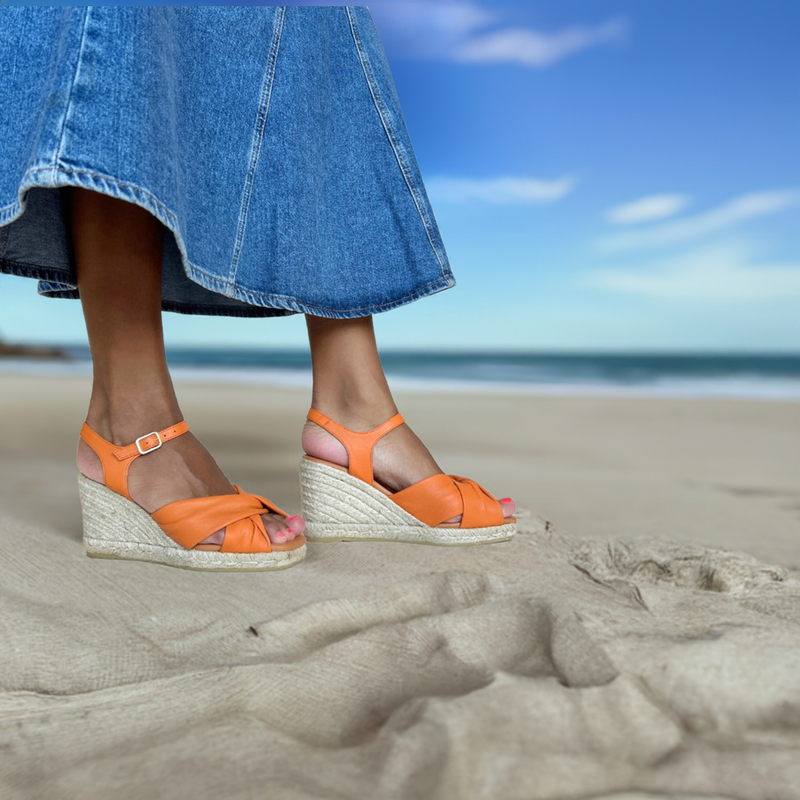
[80,420,190,501]
[111,422,191,461]
[307,408,404,485]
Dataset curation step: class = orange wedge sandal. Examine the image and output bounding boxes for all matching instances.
[299,408,516,545]
[78,421,307,571]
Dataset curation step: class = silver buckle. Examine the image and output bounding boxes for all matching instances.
[135,431,162,455]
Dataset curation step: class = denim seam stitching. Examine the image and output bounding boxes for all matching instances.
[228,6,285,285]
[345,7,449,279]
[0,260,71,284]
[186,261,452,313]
[0,167,453,311]
[2,248,450,316]
[11,166,180,229]
[0,220,8,260]
[13,254,451,315]
[3,168,453,317]
[55,7,90,169]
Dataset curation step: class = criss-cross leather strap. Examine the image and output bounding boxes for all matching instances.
[392,474,504,528]
[307,407,404,484]
[307,408,504,529]
[80,421,191,501]
[151,486,285,552]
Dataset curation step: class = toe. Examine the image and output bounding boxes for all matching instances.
[261,513,305,544]
[499,498,515,518]
[194,527,225,550]
[262,515,289,544]
[286,515,305,536]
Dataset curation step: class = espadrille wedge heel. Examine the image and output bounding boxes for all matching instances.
[78,421,306,571]
[299,408,516,546]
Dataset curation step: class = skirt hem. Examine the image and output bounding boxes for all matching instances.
[0,165,455,320]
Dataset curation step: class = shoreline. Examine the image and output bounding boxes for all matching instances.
[3,357,800,401]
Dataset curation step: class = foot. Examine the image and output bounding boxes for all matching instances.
[301,412,515,525]
[78,420,304,550]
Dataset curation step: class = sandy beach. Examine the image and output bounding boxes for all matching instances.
[1,373,799,799]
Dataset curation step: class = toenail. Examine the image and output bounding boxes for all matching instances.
[286,515,300,522]
[500,498,513,503]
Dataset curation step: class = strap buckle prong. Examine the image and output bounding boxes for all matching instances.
[136,431,163,455]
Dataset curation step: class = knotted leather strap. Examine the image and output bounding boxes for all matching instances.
[80,420,191,501]
[393,474,504,528]
[307,407,405,484]
[151,486,286,553]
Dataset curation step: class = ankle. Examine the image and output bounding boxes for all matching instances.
[310,389,398,431]
[85,392,183,445]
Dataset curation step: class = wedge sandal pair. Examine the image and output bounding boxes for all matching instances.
[79,409,516,572]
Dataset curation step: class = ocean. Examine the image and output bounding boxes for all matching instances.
[2,347,800,400]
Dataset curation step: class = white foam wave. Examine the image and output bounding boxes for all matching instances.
[3,359,800,401]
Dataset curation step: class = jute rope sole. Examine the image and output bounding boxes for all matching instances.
[78,474,306,571]
[299,458,516,546]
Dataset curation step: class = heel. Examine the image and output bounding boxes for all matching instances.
[299,457,422,533]
[80,473,173,555]
[78,474,306,571]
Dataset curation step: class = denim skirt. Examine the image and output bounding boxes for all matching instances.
[0,6,454,318]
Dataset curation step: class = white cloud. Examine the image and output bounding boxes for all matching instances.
[426,175,577,204]
[370,4,628,68]
[453,19,628,67]
[369,3,495,59]
[597,189,800,252]
[587,243,800,301]
[606,194,691,224]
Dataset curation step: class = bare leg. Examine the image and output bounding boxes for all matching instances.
[302,315,514,522]
[71,188,303,547]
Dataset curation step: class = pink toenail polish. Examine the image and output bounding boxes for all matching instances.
[286,515,300,522]
[500,498,513,503]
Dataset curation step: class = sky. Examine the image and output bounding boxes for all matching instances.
[1,0,798,352]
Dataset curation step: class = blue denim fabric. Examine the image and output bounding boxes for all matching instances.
[0,6,454,318]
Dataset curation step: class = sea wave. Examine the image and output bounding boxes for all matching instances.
[3,354,800,401]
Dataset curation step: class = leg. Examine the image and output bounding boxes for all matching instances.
[302,315,514,522]
[71,187,303,547]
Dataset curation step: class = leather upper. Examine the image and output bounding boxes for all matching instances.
[306,408,505,529]
[80,421,287,553]
[392,473,504,528]
[151,486,285,552]
[307,407,404,485]
[80,421,190,501]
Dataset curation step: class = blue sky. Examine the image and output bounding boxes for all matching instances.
[1,0,798,351]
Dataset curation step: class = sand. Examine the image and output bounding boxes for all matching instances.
[1,373,799,799]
